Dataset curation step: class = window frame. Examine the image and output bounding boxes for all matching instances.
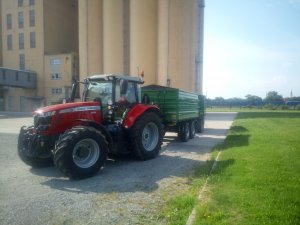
[19,33,25,49]
[18,0,23,7]
[7,34,13,50]
[29,10,35,27]
[7,14,12,30]
[19,54,25,70]
[18,11,24,29]
[30,32,36,48]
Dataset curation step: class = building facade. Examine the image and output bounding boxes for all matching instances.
[78,0,204,93]
[0,0,78,111]
[0,0,204,112]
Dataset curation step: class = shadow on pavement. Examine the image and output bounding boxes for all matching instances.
[36,126,231,194]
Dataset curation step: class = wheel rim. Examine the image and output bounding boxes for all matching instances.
[72,138,100,168]
[142,122,159,151]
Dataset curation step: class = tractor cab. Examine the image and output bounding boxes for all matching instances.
[75,74,144,124]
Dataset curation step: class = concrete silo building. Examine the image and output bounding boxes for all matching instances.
[0,0,204,111]
[78,0,204,93]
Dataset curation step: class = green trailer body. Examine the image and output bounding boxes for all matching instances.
[141,85,205,126]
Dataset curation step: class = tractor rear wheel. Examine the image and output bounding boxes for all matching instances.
[131,112,163,160]
[53,126,108,179]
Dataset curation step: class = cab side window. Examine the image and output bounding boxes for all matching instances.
[123,82,137,104]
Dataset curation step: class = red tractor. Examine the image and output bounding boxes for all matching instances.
[18,75,164,179]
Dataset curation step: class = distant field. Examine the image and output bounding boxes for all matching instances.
[206,106,300,112]
[158,111,300,225]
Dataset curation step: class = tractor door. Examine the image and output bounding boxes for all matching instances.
[114,80,139,121]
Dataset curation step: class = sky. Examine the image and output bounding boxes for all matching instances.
[203,0,300,99]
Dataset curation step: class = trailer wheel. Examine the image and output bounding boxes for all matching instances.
[179,122,190,142]
[53,126,108,179]
[189,121,196,139]
[131,112,163,160]
[196,117,205,133]
[18,126,53,168]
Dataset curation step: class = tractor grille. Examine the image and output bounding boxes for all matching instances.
[34,115,53,128]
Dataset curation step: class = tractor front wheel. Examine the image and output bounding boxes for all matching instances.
[131,112,163,160]
[53,126,108,179]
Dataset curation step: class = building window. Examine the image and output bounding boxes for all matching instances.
[51,73,62,80]
[19,54,25,70]
[30,32,35,48]
[51,88,62,95]
[50,59,61,65]
[18,12,24,28]
[16,72,19,81]
[18,0,23,7]
[27,73,31,82]
[29,10,35,27]
[29,0,35,6]
[19,33,24,49]
[7,34,13,50]
[7,14,12,30]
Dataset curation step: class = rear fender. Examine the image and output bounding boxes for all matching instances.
[77,119,113,151]
[123,104,161,129]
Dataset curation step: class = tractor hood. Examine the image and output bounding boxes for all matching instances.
[34,102,101,116]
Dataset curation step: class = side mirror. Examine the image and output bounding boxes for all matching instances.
[120,79,128,95]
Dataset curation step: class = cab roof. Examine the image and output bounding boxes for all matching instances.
[88,74,144,84]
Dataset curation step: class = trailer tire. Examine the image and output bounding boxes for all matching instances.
[179,122,190,142]
[53,126,108,179]
[131,112,163,160]
[196,117,204,133]
[189,121,196,139]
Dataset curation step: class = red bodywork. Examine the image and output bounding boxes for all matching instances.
[35,102,102,135]
[35,101,159,136]
[123,104,160,128]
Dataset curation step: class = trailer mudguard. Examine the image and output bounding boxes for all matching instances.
[123,104,160,129]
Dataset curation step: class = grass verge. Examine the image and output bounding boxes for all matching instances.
[158,111,300,225]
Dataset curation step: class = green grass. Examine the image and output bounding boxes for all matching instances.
[158,111,300,225]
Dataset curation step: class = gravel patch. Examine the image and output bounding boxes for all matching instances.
[0,112,236,225]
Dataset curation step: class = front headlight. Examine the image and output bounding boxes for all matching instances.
[34,110,56,128]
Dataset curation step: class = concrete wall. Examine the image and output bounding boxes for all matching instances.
[78,0,204,93]
[44,0,78,54]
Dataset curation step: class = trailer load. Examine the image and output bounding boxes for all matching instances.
[142,85,205,141]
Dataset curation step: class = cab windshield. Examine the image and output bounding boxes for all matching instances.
[84,80,113,105]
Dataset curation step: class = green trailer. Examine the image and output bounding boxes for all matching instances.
[141,85,205,142]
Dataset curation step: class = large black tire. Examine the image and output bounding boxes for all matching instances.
[18,151,53,168]
[18,126,53,168]
[195,117,205,133]
[53,126,108,179]
[178,122,190,142]
[189,121,196,139]
[131,112,163,160]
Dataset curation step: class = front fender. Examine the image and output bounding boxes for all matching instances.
[123,104,160,128]
[77,119,113,151]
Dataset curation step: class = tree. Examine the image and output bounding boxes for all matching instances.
[245,94,263,106]
[264,91,284,105]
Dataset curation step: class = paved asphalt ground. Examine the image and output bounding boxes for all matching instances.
[0,112,236,225]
